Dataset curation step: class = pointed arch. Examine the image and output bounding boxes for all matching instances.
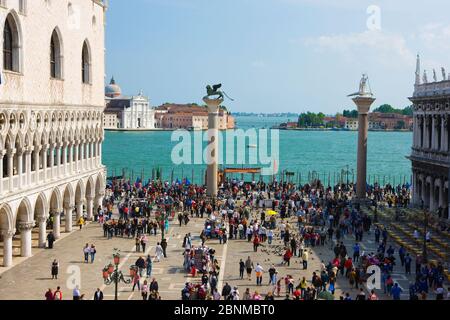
[34,192,48,219]
[16,197,33,224]
[0,203,14,231]
[3,11,22,72]
[50,27,64,79]
[81,39,91,84]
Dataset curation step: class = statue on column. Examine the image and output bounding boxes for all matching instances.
[205,84,234,101]
[348,74,372,97]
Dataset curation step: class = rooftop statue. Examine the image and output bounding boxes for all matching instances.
[205,84,234,101]
[442,67,446,81]
[423,70,428,84]
[433,69,437,82]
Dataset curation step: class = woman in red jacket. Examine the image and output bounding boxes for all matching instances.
[283,248,293,266]
[253,235,260,252]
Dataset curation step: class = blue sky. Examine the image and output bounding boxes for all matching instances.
[105,0,450,114]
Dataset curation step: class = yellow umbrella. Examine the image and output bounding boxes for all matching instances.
[266,210,278,216]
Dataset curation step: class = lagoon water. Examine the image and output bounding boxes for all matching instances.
[102,116,412,185]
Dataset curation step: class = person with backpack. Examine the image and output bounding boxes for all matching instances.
[53,286,63,300]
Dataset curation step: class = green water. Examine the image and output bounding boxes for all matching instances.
[102,116,413,185]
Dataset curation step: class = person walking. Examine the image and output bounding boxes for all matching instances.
[45,289,54,300]
[239,259,245,280]
[78,216,85,230]
[90,244,97,263]
[155,243,163,262]
[301,249,309,270]
[51,259,59,280]
[83,243,90,263]
[141,280,149,300]
[53,286,63,300]
[141,234,148,252]
[132,272,141,291]
[47,232,55,249]
[245,256,254,281]
[93,288,103,300]
[146,255,153,277]
[255,263,264,286]
[72,286,81,300]
[161,238,168,258]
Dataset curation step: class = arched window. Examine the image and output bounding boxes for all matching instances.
[3,14,21,72]
[81,41,90,84]
[50,29,62,79]
[3,19,13,71]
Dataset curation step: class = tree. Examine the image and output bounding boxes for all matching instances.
[373,104,396,114]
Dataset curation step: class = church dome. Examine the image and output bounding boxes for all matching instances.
[105,77,122,98]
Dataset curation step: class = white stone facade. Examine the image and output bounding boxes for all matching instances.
[0,0,107,267]
[410,56,449,219]
[120,95,155,130]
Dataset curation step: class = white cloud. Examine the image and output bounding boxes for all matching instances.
[417,23,450,51]
[304,30,416,68]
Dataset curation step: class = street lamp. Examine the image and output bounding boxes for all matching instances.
[102,249,132,300]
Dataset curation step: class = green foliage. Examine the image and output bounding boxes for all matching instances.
[297,112,325,127]
[343,109,358,118]
[373,104,413,116]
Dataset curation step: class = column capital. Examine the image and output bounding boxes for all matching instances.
[36,216,48,224]
[50,210,61,217]
[0,229,16,238]
[86,196,94,201]
[18,221,36,231]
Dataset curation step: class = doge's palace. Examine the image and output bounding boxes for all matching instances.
[0,0,108,267]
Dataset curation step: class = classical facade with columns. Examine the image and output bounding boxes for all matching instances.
[0,0,108,267]
[409,55,450,219]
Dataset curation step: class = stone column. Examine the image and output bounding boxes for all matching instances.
[431,115,437,150]
[429,177,435,211]
[74,142,79,173]
[64,206,73,232]
[86,196,94,221]
[48,144,55,179]
[7,149,14,191]
[425,116,431,149]
[0,150,4,195]
[68,143,73,174]
[62,143,67,176]
[19,221,35,257]
[25,148,32,186]
[413,116,418,147]
[17,149,23,188]
[439,179,445,208]
[203,97,223,198]
[55,143,61,177]
[352,96,376,200]
[76,202,84,221]
[42,145,48,182]
[442,116,448,152]
[1,229,15,267]
[420,176,426,204]
[34,146,41,185]
[53,211,61,239]
[98,140,103,166]
[80,141,85,171]
[37,216,47,248]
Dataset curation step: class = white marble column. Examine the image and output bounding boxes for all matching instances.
[25,149,32,186]
[42,145,48,182]
[0,151,4,195]
[62,143,67,176]
[76,202,83,221]
[17,149,23,189]
[7,149,14,191]
[1,229,15,267]
[53,211,61,239]
[19,221,35,257]
[80,141,85,171]
[68,143,73,174]
[37,216,47,248]
[34,146,41,185]
[65,206,73,232]
[55,144,61,177]
[48,144,55,180]
[98,141,102,166]
[86,197,94,221]
[74,142,79,173]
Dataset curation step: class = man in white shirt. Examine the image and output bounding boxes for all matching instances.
[73,286,81,300]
